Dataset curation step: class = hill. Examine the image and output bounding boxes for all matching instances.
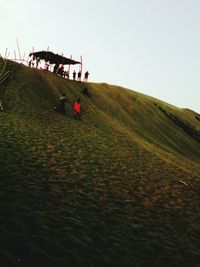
[0,58,200,267]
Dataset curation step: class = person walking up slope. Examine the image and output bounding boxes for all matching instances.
[59,94,67,115]
[73,98,81,120]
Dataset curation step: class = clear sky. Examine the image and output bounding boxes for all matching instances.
[0,0,200,113]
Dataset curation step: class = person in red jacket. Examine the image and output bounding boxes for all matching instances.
[73,98,81,120]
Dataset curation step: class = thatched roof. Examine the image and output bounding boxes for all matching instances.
[29,51,81,65]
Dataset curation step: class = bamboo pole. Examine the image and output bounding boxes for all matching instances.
[22,52,25,62]
[0,58,8,77]
[45,46,49,61]
[80,55,83,73]
[16,39,22,63]
[68,55,72,75]
[4,48,8,59]
[0,71,10,85]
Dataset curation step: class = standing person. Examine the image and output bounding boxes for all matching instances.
[28,55,33,67]
[77,70,82,82]
[45,62,49,71]
[28,59,32,67]
[59,65,64,76]
[73,70,76,80]
[36,57,40,68]
[73,98,81,120]
[53,63,59,74]
[59,94,67,115]
[66,70,70,79]
[84,71,89,82]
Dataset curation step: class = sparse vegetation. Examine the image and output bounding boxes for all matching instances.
[0,59,200,267]
[154,103,200,144]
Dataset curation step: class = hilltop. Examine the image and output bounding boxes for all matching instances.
[0,58,200,267]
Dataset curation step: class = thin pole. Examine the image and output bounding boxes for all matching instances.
[16,39,22,63]
[45,46,49,61]
[4,48,8,59]
[26,54,29,65]
[68,55,72,74]
[14,50,16,61]
[22,52,25,62]
[80,55,83,73]
[61,52,63,65]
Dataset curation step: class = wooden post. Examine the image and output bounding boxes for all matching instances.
[45,46,49,61]
[7,52,10,60]
[4,48,8,59]
[14,50,16,61]
[61,52,63,65]
[80,55,83,73]
[26,54,29,66]
[22,52,25,63]
[79,56,83,81]
[16,39,22,63]
[68,55,72,77]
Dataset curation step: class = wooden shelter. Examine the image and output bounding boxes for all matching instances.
[29,51,81,65]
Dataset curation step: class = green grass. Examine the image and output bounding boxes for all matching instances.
[0,59,200,266]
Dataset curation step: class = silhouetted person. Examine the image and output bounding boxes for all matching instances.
[58,65,64,76]
[77,71,82,82]
[36,57,40,68]
[73,70,76,80]
[45,62,49,70]
[73,98,81,120]
[84,71,89,82]
[53,63,59,74]
[59,94,67,115]
[82,87,91,97]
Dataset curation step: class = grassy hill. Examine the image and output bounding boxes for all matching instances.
[0,58,200,267]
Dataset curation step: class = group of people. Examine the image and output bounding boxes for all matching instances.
[52,63,90,82]
[29,56,89,82]
[58,68,89,82]
[72,70,89,82]
[28,56,41,68]
[58,94,81,120]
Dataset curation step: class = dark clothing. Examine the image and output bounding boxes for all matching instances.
[84,71,89,81]
[54,64,59,74]
[83,87,91,97]
[78,71,81,81]
[73,71,76,80]
[59,95,67,114]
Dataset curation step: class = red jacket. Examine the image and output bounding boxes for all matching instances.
[74,101,81,113]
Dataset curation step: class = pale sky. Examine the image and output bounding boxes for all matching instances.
[0,0,200,113]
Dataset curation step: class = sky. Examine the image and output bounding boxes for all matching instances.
[0,0,200,113]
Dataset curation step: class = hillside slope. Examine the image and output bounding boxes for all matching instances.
[0,59,200,267]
